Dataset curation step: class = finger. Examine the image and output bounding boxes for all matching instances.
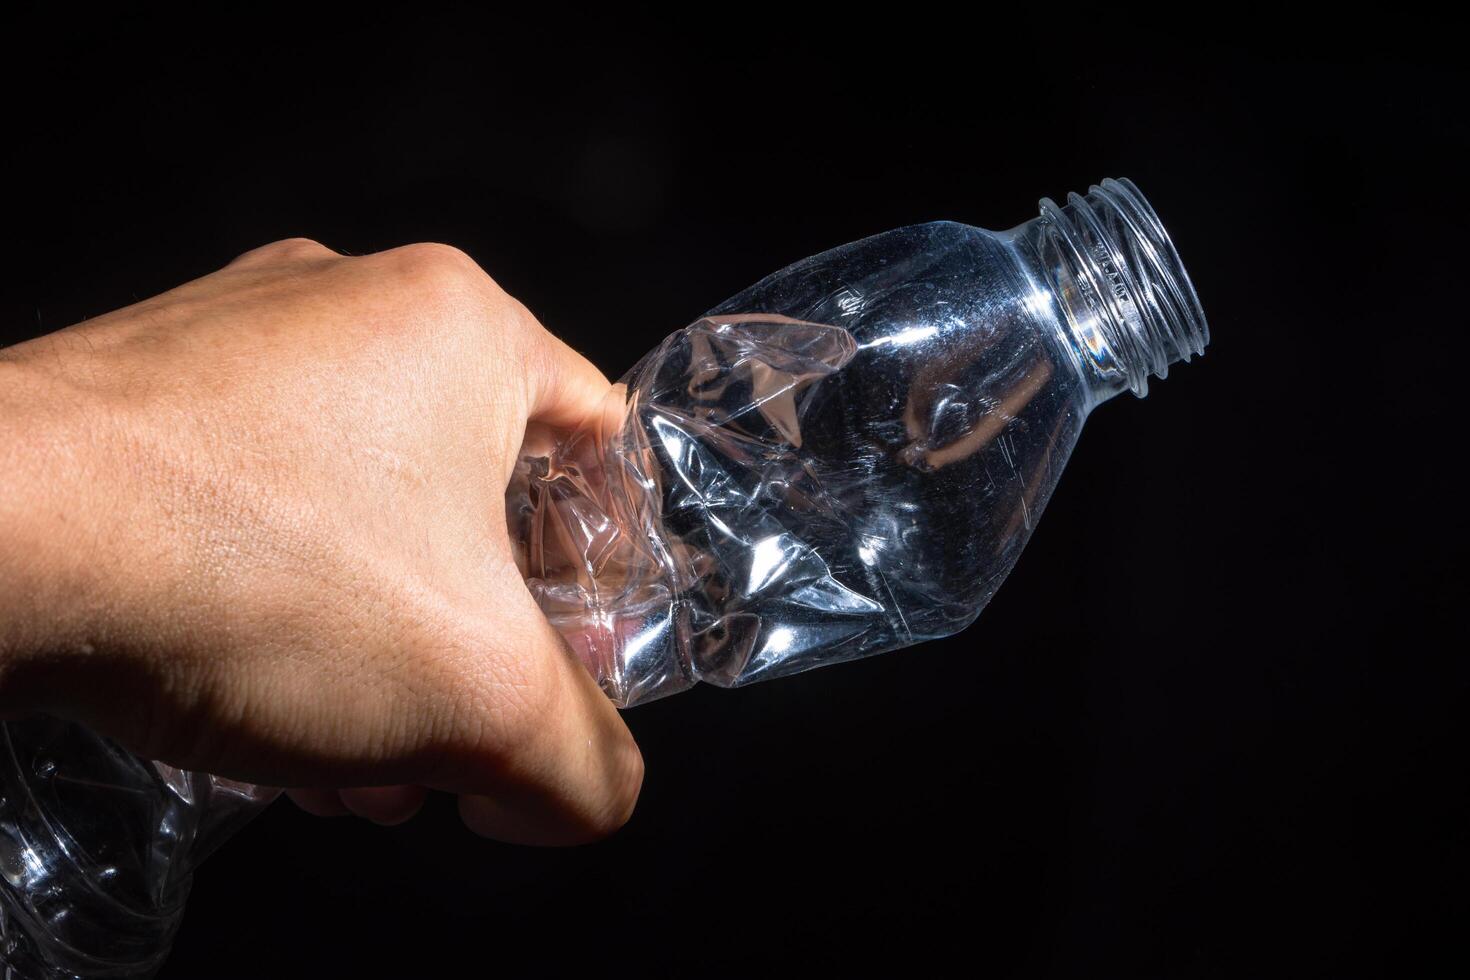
[519,313,614,430]
[447,593,644,846]
[339,784,428,826]
[286,787,352,818]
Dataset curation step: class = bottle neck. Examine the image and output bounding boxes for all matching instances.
[1017,178,1209,401]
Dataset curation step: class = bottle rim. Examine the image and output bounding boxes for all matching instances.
[1038,177,1209,397]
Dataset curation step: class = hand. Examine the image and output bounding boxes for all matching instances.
[0,239,643,843]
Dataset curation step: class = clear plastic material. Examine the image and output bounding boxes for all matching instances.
[1,178,1207,977]
[506,178,1208,706]
[0,719,275,978]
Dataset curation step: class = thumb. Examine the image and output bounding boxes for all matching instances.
[515,308,614,431]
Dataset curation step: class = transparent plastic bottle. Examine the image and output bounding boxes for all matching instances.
[1,178,1206,977]
[508,177,1208,706]
[0,718,274,978]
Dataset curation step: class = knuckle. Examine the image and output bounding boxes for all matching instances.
[377,244,538,378]
[551,741,643,844]
[387,242,490,299]
[585,740,645,839]
[271,236,331,256]
[234,237,335,266]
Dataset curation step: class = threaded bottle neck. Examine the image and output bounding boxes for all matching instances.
[1025,177,1209,399]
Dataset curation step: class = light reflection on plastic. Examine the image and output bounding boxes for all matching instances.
[860,324,938,349]
[1023,287,1054,319]
[620,610,670,665]
[762,627,795,655]
[747,534,788,593]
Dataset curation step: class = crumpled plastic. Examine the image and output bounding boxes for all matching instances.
[508,314,880,706]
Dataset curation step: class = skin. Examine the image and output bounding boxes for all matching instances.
[0,239,644,844]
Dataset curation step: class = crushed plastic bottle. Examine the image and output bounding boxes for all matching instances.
[1,178,1207,977]
[507,177,1208,706]
[0,718,274,978]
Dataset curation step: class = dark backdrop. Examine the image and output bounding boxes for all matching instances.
[2,8,1464,978]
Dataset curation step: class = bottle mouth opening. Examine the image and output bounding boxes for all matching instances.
[1039,177,1209,397]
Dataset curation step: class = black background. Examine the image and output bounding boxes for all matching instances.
[2,7,1464,978]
